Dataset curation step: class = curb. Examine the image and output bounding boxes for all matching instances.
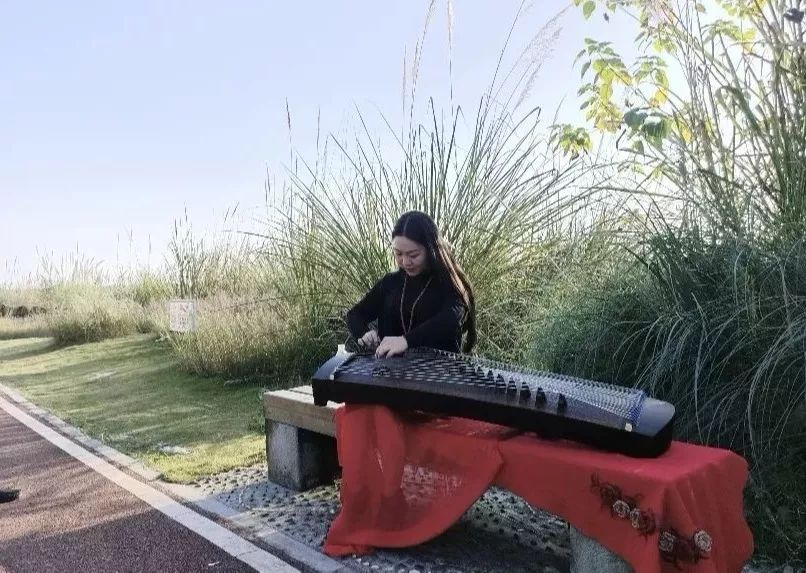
[0,382,348,573]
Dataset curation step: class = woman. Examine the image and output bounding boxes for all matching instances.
[346,210,476,357]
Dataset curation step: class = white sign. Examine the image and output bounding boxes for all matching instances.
[168,299,198,333]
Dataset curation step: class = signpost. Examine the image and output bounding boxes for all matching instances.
[167,299,198,333]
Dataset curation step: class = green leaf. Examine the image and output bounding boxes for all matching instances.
[583,0,596,19]
[649,89,668,107]
[674,117,693,143]
[550,124,591,157]
[641,114,671,139]
[623,108,648,129]
[599,81,613,101]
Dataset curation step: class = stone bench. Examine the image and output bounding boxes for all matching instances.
[262,385,632,572]
[263,385,340,491]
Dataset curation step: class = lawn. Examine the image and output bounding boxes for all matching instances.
[0,334,266,482]
[0,316,51,340]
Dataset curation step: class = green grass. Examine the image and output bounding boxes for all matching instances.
[0,316,51,340]
[0,337,56,360]
[0,334,266,483]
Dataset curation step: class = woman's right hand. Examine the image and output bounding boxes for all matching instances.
[359,329,380,349]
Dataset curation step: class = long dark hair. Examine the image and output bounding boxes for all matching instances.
[392,210,477,353]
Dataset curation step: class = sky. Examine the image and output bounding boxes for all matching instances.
[0,1,640,284]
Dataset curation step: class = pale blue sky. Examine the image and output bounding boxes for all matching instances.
[1,1,639,284]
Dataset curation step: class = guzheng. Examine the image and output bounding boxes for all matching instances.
[312,346,675,457]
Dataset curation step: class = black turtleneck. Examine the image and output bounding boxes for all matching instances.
[345,269,466,352]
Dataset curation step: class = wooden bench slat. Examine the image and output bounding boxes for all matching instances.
[270,408,336,437]
[263,388,338,437]
[289,386,314,396]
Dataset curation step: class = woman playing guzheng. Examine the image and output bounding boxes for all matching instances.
[346,210,477,358]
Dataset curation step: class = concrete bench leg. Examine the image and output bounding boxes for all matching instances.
[265,421,339,491]
[569,525,633,573]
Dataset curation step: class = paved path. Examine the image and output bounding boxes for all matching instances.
[0,402,296,573]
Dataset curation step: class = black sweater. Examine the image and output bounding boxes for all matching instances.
[345,269,466,353]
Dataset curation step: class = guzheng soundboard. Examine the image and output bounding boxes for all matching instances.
[311,347,675,457]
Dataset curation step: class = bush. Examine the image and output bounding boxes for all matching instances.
[529,232,806,561]
[127,271,174,307]
[43,284,164,345]
[168,293,339,386]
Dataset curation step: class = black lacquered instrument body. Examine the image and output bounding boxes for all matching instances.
[311,348,675,457]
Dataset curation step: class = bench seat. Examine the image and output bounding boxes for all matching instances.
[263,386,337,436]
[263,385,339,490]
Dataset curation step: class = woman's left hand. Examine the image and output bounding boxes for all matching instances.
[375,336,408,358]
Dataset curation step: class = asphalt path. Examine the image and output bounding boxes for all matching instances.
[0,407,269,573]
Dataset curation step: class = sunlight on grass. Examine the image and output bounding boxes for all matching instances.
[0,317,51,340]
[143,435,266,483]
[0,334,266,483]
[0,337,55,360]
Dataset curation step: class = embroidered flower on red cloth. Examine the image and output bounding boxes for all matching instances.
[659,529,676,553]
[613,499,630,518]
[590,474,656,536]
[591,474,622,508]
[630,506,656,535]
[590,473,714,561]
[693,529,712,553]
[658,526,712,567]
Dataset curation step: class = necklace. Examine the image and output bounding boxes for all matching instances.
[400,274,433,334]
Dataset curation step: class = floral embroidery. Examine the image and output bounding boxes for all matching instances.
[613,499,630,518]
[659,530,676,553]
[590,473,712,566]
[694,529,712,553]
[630,506,657,534]
[658,527,712,568]
[590,474,656,536]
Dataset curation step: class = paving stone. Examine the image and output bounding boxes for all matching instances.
[195,466,775,573]
[195,465,571,573]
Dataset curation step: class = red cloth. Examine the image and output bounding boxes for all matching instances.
[324,404,753,573]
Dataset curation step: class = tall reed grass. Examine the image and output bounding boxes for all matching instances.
[41,283,165,345]
[264,98,602,364]
[542,0,806,560]
[166,208,273,299]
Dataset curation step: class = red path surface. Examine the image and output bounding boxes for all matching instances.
[0,409,258,573]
